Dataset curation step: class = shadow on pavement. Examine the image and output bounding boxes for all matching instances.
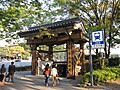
[1,71,120,90]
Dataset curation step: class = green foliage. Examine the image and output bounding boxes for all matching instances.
[81,72,90,84]
[93,58,109,70]
[53,44,66,51]
[81,66,120,84]
[0,0,119,59]
[0,45,30,59]
[108,58,120,66]
[52,0,120,58]
[53,44,66,60]
[36,44,66,60]
[0,0,54,39]
[19,43,30,52]
[114,39,120,44]
[105,66,120,78]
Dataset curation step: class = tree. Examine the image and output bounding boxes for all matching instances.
[0,45,30,59]
[0,0,54,39]
[0,0,119,58]
[53,44,66,60]
[0,0,60,48]
[52,0,120,58]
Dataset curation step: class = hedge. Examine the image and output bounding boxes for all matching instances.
[108,58,120,66]
[81,66,120,84]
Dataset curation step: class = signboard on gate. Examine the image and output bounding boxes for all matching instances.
[91,30,105,49]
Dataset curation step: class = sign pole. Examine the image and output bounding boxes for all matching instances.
[89,31,94,86]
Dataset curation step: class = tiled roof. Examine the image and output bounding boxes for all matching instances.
[18,17,81,37]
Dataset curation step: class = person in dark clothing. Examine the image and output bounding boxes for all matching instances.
[8,62,15,83]
[0,64,6,75]
[0,74,4,86]
[0,64,6,82]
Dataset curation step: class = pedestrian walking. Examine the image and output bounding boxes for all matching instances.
[8,62,16,83]
[51,64,58,86]
[0,64,6,82]
[43,64,51,86]
[0,74,4,86]
[0,64,6,75]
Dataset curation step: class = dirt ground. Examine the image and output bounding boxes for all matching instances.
[103,79,120,90]
[84,79,120,90]
[66,75,120,90]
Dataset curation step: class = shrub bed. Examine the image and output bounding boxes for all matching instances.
[108,58,120,66]
[81,66,120,84]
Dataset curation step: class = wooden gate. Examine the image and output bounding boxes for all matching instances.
[18,17,88,77]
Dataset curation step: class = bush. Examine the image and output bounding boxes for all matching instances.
[81,66,120,84]
[108,57,120,66]
[105,66,120,78]
[81,73,90,84]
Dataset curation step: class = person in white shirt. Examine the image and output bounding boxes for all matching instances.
[51,64,58,86]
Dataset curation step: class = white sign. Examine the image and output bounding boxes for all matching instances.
[91,30,104,49]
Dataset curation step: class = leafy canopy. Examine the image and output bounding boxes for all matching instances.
[0,0,56,40]
[52,0,120,58]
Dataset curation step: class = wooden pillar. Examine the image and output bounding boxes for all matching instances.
[48,45,53,61]
[80,43,86,74]
[67,41,75,78]
[31,45,39,75]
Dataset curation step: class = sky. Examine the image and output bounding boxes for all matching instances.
[0,39,8,47]
[0,38,25,47]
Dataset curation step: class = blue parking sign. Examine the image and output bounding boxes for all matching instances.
[91,30,104,49]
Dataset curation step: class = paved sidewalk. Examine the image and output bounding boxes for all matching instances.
[0,71,86,90]
[1,71,118,90]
